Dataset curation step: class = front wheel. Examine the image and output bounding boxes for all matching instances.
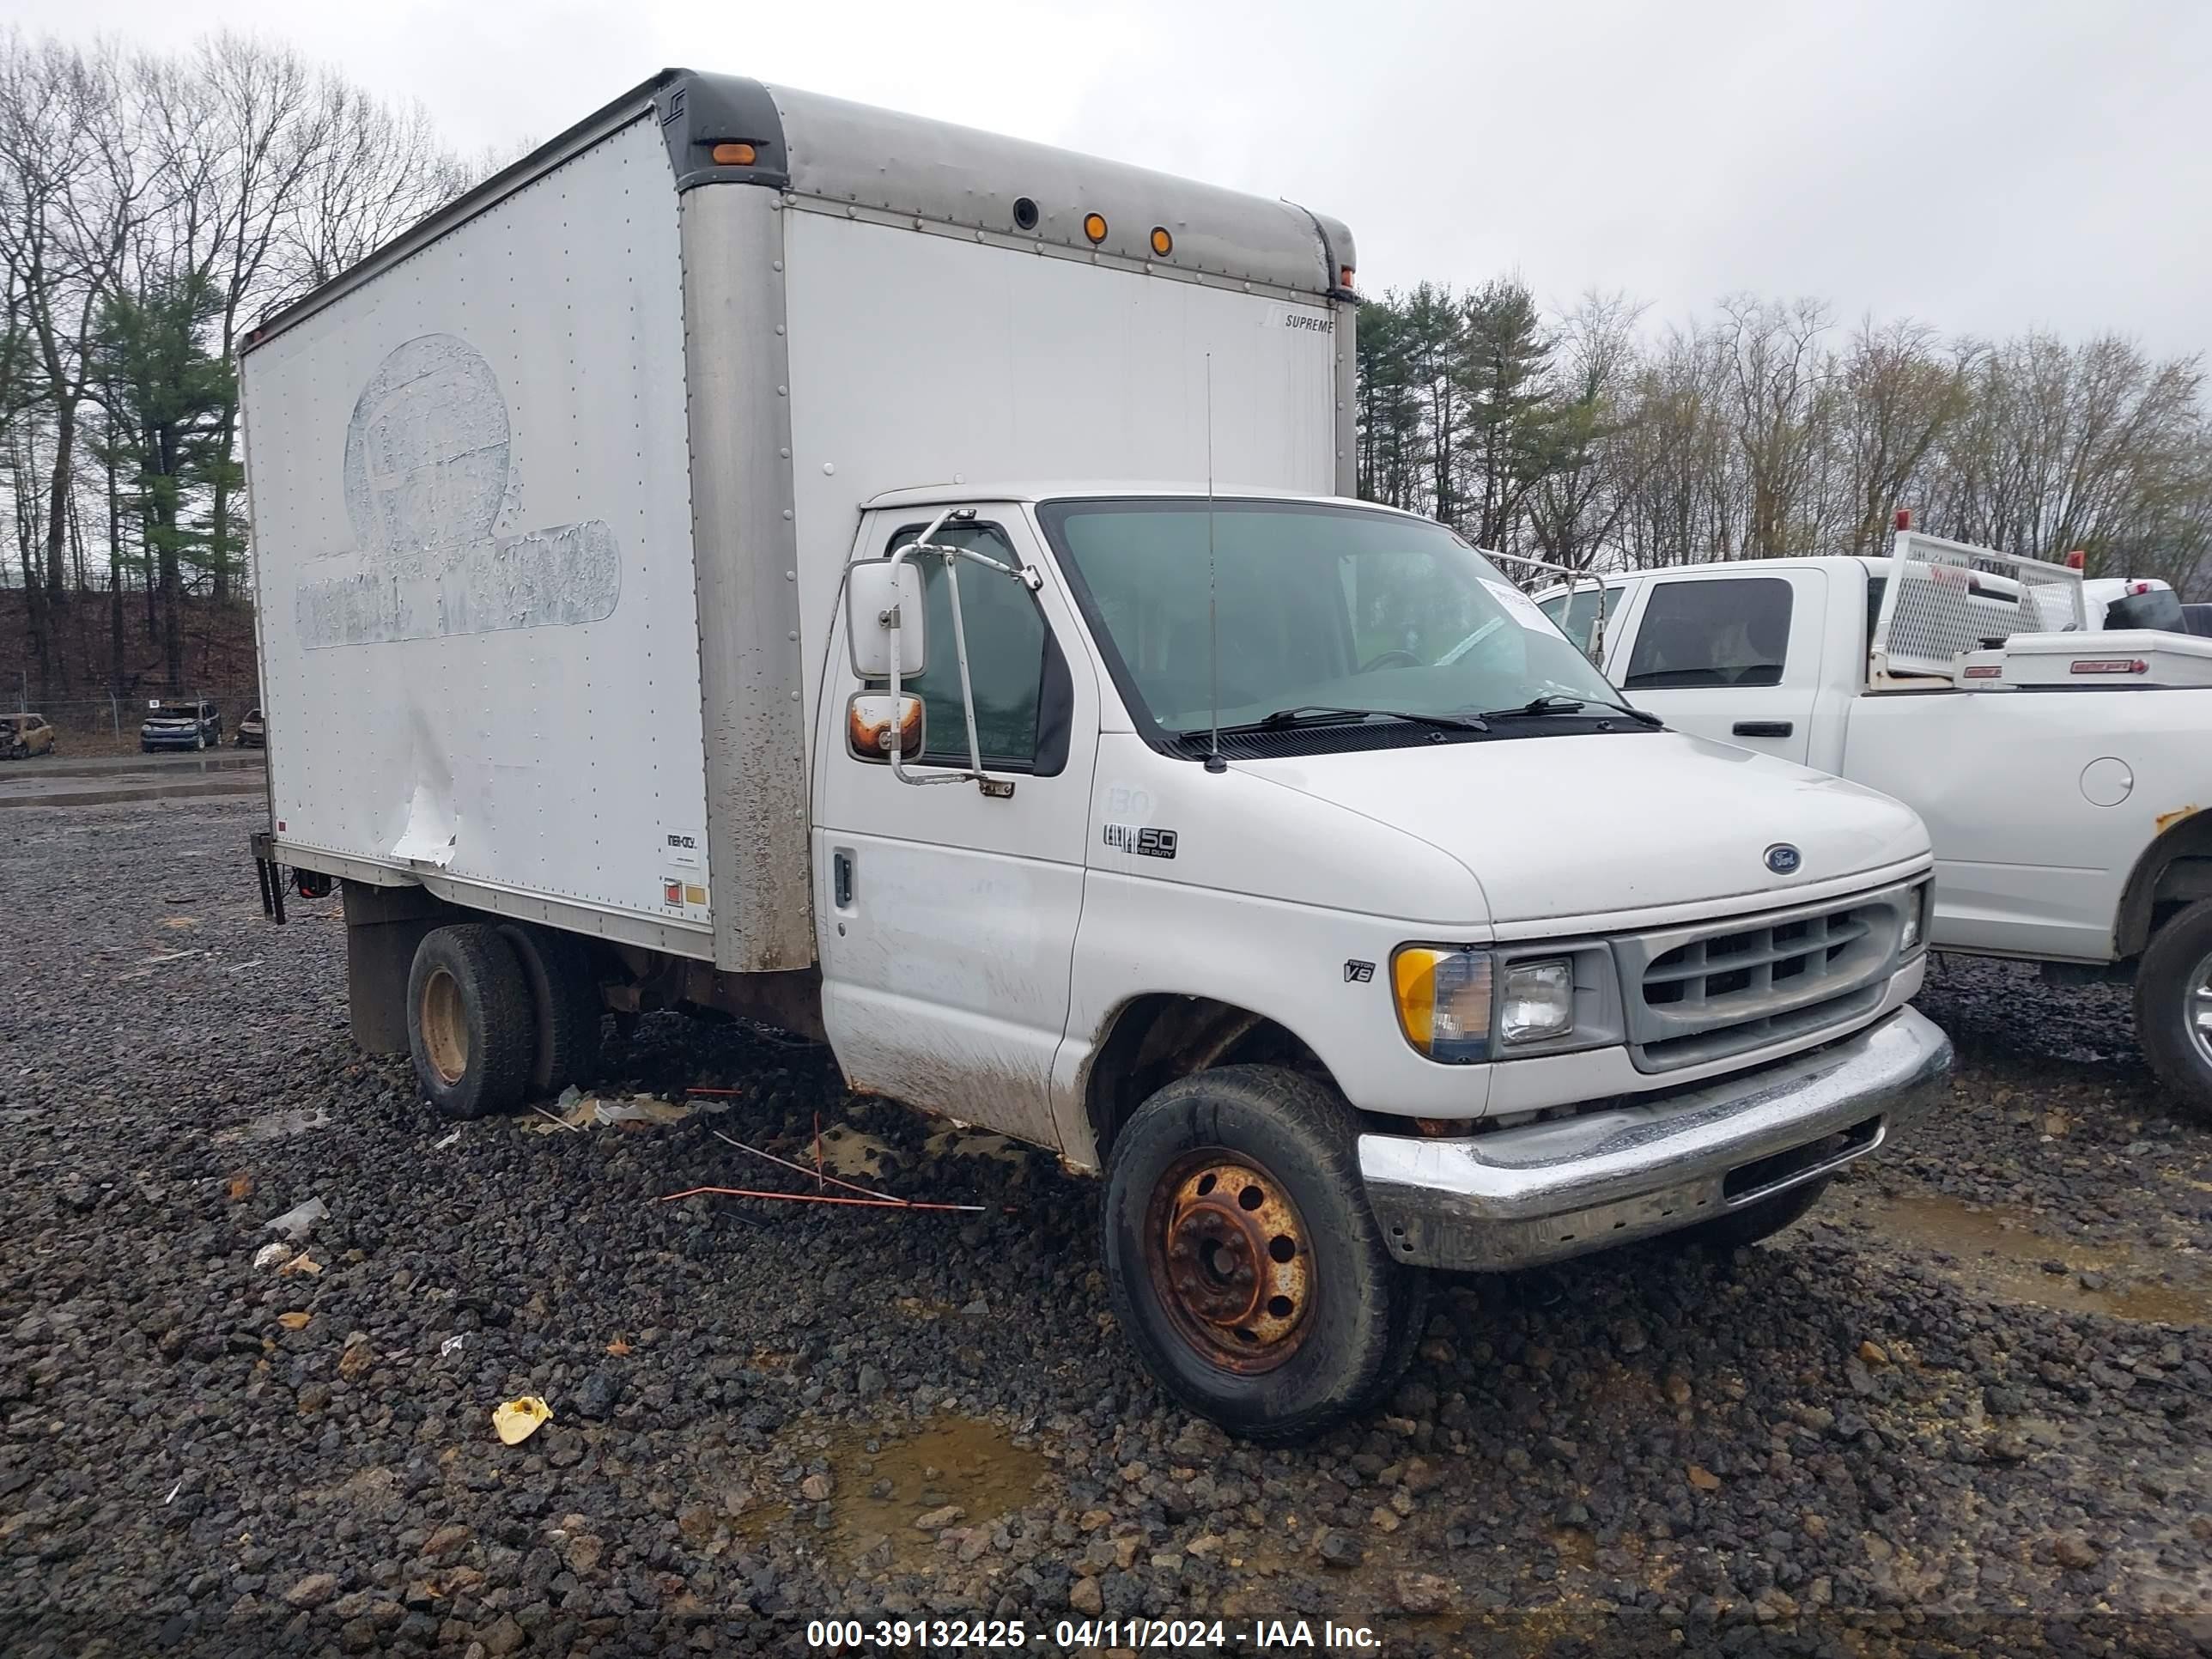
[1101,1065,1426,1444]
[2133,899,2212,1124]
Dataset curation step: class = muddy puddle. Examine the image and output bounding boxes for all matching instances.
[1867,1192,2210,1325]
[213,1103,333,1144]
[741,1415,1053,1574]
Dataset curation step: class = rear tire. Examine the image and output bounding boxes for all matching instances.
[406,924,533,1120]
[496,922,605,1095]
[1668,1175,1833,1251]
[2133,898,2212,1125]
[1101,1065,1426,1444]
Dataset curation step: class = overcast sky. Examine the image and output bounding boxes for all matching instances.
[16,0,2211,358]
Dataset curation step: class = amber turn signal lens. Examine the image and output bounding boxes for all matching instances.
[711,142,758,166]
[1150,226,1173,257]
[1083,212,1108,244]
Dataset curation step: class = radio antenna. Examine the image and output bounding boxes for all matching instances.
[1204,354,1225,774]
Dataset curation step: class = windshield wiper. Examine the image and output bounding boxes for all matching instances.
[1476,695,1663,728]
[1214,705,1490,735]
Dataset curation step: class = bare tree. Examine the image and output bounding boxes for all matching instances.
[1717,295,1836,558]
[283,77,472,290]
[0,33,142,693]
[1526,289,1646,570]
[1833,317,1972,556]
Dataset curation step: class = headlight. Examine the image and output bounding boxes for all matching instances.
[1901,881,1930,954]
[1391,947,1492,1063]
[1500,958,1575,1043]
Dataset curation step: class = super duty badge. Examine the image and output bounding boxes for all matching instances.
[1103,824,1178,860]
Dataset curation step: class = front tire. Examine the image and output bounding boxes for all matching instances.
[406,924,534,1120]
[2134,899,2212,1124]
[1101,1065,1426,1444]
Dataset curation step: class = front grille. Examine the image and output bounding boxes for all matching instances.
[1614,888,1908,1073]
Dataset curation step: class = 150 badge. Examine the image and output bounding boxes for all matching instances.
[1103,823,1178,860]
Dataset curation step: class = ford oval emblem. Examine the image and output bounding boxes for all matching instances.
[1765,843,1803,876]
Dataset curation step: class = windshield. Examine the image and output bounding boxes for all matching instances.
[1039,498,1621,740]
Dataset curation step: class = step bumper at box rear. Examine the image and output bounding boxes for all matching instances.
[1358,1006,1952,1272]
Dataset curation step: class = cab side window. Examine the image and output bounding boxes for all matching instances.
[1537,587,1608,660]
[872,523,1068,775]
[1625,578,1793,690]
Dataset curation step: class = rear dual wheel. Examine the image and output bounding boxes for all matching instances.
[1102,1066,1426,1444]
[496,922,605,1095]
[406,921,605,1118]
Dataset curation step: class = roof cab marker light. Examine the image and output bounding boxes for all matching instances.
[710,142,758,166]
[1082,212,1108,245]
[1961,663,2002,680]
[2069,659,2149,676]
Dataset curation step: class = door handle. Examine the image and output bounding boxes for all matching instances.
[1732,720,1793,738]
[832,848,855,908]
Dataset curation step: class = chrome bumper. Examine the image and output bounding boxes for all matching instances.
[1358,1006,1953,1272]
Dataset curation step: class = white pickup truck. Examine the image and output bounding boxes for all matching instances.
[1539,533,2212,1121]
[240,69,1952,1440]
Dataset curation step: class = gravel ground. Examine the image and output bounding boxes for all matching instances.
[2,797,2208,1657]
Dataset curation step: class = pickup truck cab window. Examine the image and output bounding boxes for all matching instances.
[1536,586,1611,659]
[1040,497,1627,753]
[1624,577,1793,689]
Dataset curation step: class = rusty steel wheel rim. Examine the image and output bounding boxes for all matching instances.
[1144,1150,1314,1374]
[420,968,470,1085]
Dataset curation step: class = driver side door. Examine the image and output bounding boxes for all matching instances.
[811,510,1101,1151]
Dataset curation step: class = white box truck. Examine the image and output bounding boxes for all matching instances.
[242,69,1952,1440]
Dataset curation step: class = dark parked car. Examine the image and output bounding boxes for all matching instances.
[141,699,222,752]
[237,708,265,748]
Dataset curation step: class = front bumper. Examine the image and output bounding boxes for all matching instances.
[1358,1006,1952,1271]
[141,731,206,747]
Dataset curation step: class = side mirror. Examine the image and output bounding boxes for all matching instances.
[846,691,924,763]
[847,561,925,678]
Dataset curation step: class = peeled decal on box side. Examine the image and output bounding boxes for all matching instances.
[295,334,621,648]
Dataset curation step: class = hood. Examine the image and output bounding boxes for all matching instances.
[1237,730,1926,927]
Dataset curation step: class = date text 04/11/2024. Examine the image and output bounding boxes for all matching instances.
[805,1619,1382,1650]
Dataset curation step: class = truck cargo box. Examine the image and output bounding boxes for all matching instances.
[242,70,1356,974]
